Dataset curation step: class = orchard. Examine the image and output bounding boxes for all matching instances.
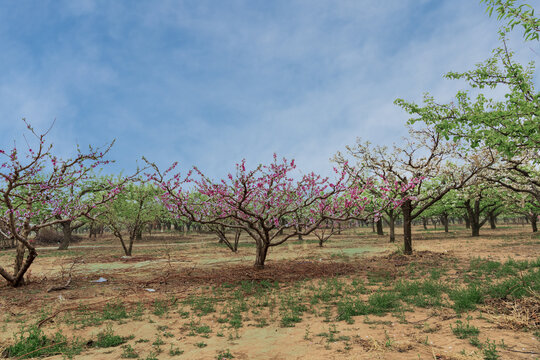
[0,1,538,359]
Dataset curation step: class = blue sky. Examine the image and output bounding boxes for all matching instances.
[0,0,537,178]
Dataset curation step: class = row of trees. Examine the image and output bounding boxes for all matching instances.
[1,0,538,287]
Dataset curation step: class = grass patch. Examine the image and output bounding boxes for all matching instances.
[4,325,82,359]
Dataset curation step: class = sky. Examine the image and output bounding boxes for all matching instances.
[0,0,537,179]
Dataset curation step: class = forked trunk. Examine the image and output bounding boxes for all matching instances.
[1,238,38,287]
[58,221,72,250]
[440,213,449,233]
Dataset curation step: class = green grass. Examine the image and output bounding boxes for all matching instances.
[152,300,170,316]
[451,319,480,339]
[449,285,484,313]
[121,344,139,358]
[102,301,129,321]
[216,349,235,359]
[94,326,128,348]
[5,325,83,359]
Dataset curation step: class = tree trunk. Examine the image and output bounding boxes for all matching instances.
[489,213,497,229]
[530,213,538,233]
[422,218,428,230]
[440,213,449,233]
[402,199,412,255]
[254,242,269,269]
[465,200,481,237]
[58,221,72,250]
[388,216,395,243]
[14,242,26,275]
[463,216,470,229]
[117,232,132,257]
[376,219,384,236]
[3,235,38,287]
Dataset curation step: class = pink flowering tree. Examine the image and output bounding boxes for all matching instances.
[147,155,385,269]
[147,156,420,268]
[0,121,121,287]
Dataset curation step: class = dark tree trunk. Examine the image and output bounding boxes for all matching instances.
[58,221,72,250]
[388,215,395,243]
[3,232,38,287]
[489,213,497,229]
[254,242,269,269]
[440,213,449,233]
[529,213,538,233]
[402,199,412,255]
[14,242,26,276]
[422,217,428,230]
[465,199,484,237]
[463,216,471,229]
[376,219,384,236]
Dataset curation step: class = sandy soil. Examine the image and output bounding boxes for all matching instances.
[0,225,538,359]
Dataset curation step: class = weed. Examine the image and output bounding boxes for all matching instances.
[152,300,169,316]
[169,345,184,356]
[121,344,139,358]
[384,331,394,348]
[184,296,216,316]
[254,318,268,328]
[450,285,484,313]
[368,291,400,314]
[195,341,207,348]
[152,335,164,347]
[5,325,83,359]
[483,339,500,360]
[336,297,368,323]
[94,326,127,348]
[304,325,311,340]
[217,349,235,359]
[469,336,482,348]
[451,319,480,339]
[103,301,129,320]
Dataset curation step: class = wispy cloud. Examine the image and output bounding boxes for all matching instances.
[0,0,536,178]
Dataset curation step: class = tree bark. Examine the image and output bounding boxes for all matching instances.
[388,216,395,243]
[488,213,497,229]
[402,199,412,255]
[254,242,269,269]
[529,213,538,233]
[14,242,26,275]
[465,199,486,237]
[440,213,449,233]
[463,216,471,229]
[376,219,384,236]
[58,221,72,250]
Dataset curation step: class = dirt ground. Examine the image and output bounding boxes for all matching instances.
[0,225,539,359]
